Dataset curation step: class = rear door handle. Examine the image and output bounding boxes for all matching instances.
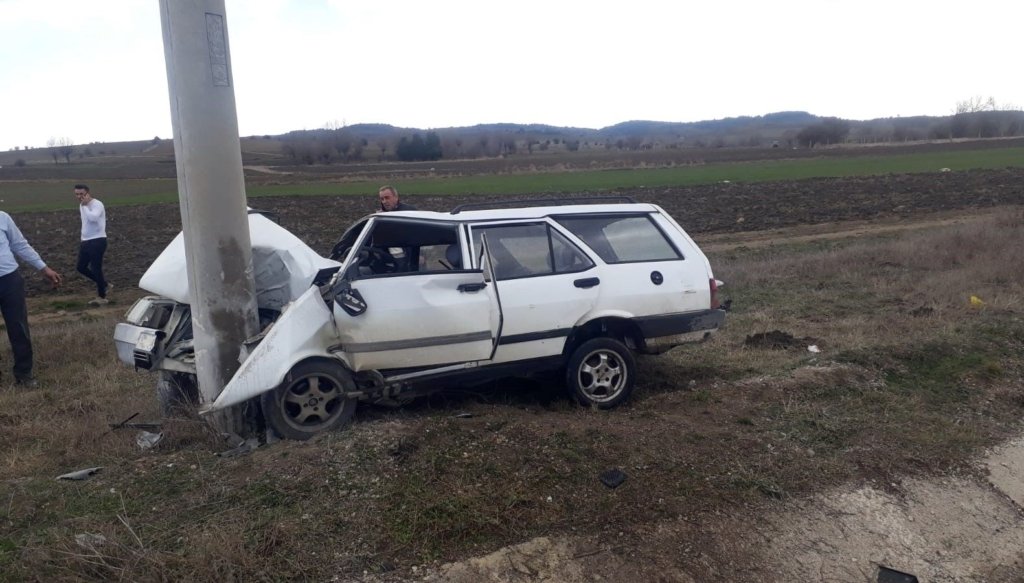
[574,277,600,289]
[457,282,487,293]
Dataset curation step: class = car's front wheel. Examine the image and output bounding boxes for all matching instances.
[261,359,358,440]
[565,337,636,409]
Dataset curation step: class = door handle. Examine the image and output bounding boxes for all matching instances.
[574,277,600,289]
[457,282,488,293]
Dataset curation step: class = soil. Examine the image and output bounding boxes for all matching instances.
[392,440,1024,583]
[14,167,1024,299]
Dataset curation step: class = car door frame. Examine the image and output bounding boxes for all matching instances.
[331,216,504,372]
[465,218,600,363]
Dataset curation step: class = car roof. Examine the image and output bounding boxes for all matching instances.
[381,203,663,223]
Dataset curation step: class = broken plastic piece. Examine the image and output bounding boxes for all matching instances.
[220,432,247,448]
[807,345,821,353]
[877,565,919,583]
[599,468,627,489]
[74,533,108,549]
[56,467,103,481]
[136,431,164,450]
[217,438,260,458]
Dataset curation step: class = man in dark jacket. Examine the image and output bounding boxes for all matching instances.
[378,185,416,212]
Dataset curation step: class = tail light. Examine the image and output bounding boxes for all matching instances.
[709,278,721,309]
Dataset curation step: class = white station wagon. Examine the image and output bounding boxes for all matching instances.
[115,198,725,440]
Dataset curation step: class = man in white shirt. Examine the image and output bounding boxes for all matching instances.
[0,212,62,386]
[74,184,110,305]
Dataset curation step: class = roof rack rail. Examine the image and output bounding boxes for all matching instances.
[449,195,638,215]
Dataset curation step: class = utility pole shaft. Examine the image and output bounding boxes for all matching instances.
[159,0,259,433]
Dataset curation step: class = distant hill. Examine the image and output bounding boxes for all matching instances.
[5,109,1022,168]
[276,109,1023,154]
[314,112,825,145]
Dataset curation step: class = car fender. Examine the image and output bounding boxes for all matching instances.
[574,308,636,328]
[203,286,339,414]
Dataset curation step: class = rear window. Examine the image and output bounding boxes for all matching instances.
[555,215,681,263]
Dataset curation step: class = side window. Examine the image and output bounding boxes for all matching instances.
[551,228,594,272]
[473,223,593,280]
[555,215,682,263]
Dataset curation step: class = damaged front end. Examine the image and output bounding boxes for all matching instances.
[113,212,341,411]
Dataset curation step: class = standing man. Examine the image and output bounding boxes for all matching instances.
[378,185,416,212]
[74,184,110,305]
[0,211,63,386]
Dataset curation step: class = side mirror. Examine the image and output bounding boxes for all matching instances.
[332,281,367,316]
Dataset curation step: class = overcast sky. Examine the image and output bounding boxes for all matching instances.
[1,0,1021,151]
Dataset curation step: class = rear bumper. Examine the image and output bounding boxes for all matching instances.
[632,309,726,353]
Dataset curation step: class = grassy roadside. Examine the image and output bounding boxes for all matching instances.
[1,208,1022,581]
[2,146,1023,212]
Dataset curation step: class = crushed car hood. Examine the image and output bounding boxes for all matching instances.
[138,212,340,310]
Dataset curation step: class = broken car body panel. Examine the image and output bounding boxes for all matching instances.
[139,212,339,309]
[205,285,337,413]
[115,213,339,374]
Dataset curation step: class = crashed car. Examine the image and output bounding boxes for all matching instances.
[115,198,725,440]
[113,211,341,418]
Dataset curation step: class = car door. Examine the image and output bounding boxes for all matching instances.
[331,217,502,372]
[468,220,599,363]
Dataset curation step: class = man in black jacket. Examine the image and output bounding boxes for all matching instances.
[378,185,416,212]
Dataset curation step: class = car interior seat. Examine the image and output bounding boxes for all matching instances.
[445,244,462,270]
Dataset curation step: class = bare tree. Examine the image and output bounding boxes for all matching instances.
[57,137,75,163]
[955,96,997,114]
[46,137,59,164]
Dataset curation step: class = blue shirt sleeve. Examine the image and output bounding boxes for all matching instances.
[1,212,46,270]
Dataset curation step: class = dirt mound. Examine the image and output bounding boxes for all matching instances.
[744,330,818,350]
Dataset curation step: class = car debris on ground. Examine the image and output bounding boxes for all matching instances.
[135,431,164,450]
[599,468,628,489]
[56,467,103,481]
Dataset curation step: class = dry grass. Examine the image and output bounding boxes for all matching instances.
[2,209,1023,581]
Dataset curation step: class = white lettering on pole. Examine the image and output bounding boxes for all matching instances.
[205,13,229,87]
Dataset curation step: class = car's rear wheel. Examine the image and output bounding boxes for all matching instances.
[260,359,357,440]
[566,337,636,409]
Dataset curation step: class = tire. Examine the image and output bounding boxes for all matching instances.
[565,337,636,409]
[260,359,358,441]
[156,371,199,418]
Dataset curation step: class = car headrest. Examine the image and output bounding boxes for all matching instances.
[446,244,462,269]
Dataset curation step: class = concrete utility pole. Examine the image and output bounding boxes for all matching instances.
[159,0,259,433]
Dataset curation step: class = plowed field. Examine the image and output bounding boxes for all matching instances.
[16,167,1023,297]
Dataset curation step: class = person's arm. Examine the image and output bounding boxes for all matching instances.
[5,217,44,270]
[4,216,62,287]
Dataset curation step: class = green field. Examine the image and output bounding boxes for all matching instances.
[2,146,1022,213]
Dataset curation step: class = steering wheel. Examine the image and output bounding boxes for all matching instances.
[329,240,348,261]
[358,247,398,274]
